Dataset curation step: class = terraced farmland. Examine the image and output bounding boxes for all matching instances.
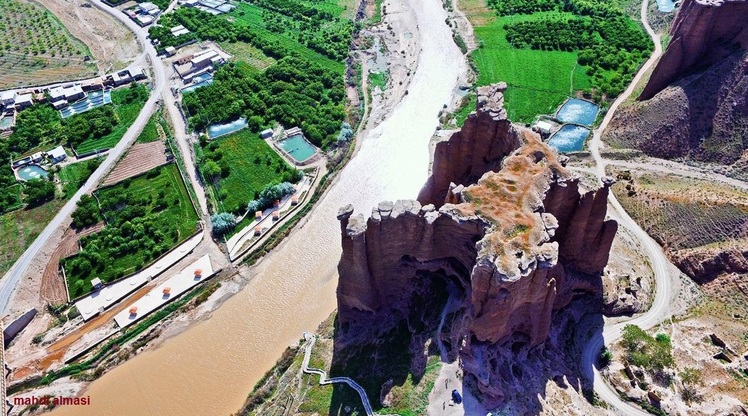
[613,171,748,252]
[0,0,96,89]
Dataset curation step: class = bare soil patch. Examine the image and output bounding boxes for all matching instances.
[38,0,141,74]
[101,141,168,187]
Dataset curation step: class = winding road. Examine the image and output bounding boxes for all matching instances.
[582,0,672,414]
[301,333,375,416]
[0,0,166,315]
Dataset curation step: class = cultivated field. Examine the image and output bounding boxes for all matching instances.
[135,113,160,144]
[612,171,748,251]
[58,158,102,198]
[0,0,96,89]
[101,141,168,187]
[206,129,297,214]
[41,222,104,304]
[73,86,148,154]
[227,2,346,73]
[462,0,591,122]
[220,41,276,70]
[63,163,199,296]
[0,199,66,277]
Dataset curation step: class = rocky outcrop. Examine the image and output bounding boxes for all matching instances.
[418,83,522,206]
[606,49,748,170]
[671,247,748,282]
[640,0,748,100]
[335,89,617,407]
[606,0,748,176]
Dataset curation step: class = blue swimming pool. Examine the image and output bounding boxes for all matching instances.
[207,117,247,139]
[548,124,590,152]
[278,134,316,163]
[182,74,214,94]
[60,90,112,118]
[17,164,49,181]
[555,98,599,127]
[0,116,13,129]
[655,0,676,12]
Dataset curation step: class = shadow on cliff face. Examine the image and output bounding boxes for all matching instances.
[458,278,606,415]
[327,269,607,415]
[328,268,468,415]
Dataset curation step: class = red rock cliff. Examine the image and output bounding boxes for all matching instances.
[640,0,748,100]
[417,83,522,206]
[335,90,617,406]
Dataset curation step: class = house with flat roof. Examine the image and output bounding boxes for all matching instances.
[15,93,33,109]
[0,91,15,106]
[535,120,553,135]
[171,25,190,37]
[174,49,223,80]
[49,84,85,102]
[138,2,160,15]
[47,146,67,163]
[136,14,155,26]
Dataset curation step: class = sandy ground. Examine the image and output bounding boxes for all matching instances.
[38,0,141,74]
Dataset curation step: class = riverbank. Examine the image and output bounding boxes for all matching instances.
[32,0,468,413]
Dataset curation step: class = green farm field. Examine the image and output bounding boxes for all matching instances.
[73,86,148,154]
[0,198,66,277]
[135,112,160,144]
[460,0,591,122]
[219,41,276,70]
[227,3,345,73]
[58,158,102,198]
[0,0,95,89]
[206,129,297,214]
[465,0,591,122]
[63,163,199,297]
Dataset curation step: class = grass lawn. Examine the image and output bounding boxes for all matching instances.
[63,163,198,297]
[219,41,276,70]
[0,199,66,276]
[135,112,160,143]
[73,87,148,154]
[229,3,345,73]
[208,129,296,214]
[463,0,591,122]
[369,71,387,91]
[57,158,102,198]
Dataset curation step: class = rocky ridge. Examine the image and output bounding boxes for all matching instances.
[640,0,748,100]
[605,0,748,177]
[334,85,617,408]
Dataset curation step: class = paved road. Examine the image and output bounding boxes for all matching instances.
[301,333,375,416]
[0,0,166,316]
[582,0,672,414]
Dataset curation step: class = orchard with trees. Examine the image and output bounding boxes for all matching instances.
[493,0,652,98]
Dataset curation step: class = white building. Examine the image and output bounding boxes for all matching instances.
[535,120,553,135]
[138,2,160,15]
[0,90,15,106]
[47,146,67,163]
[171,25,190,37]
[15,93,33,109]
[49,84,84,102]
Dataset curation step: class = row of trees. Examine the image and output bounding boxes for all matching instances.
[183,58,346,147]
[65,165,194,294]
[503,10,651,97]
[488,0,622,19]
